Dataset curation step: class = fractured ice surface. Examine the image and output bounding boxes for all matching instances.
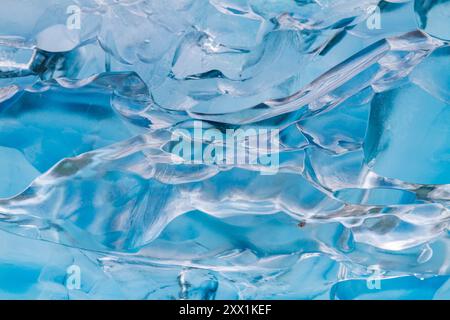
[415,0,450,41]
[0,0,449,299]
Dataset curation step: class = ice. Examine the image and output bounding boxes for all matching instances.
[415,0,450,41]
[0,0,449,299]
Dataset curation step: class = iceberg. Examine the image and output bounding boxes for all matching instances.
[0,0,449,300]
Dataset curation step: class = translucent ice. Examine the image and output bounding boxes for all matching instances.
[415,0,450,41]
[0,0,449,300]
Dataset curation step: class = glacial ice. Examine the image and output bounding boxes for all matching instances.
[0,0,449,299]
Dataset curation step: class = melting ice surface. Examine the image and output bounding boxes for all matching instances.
[0,0,449,299]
